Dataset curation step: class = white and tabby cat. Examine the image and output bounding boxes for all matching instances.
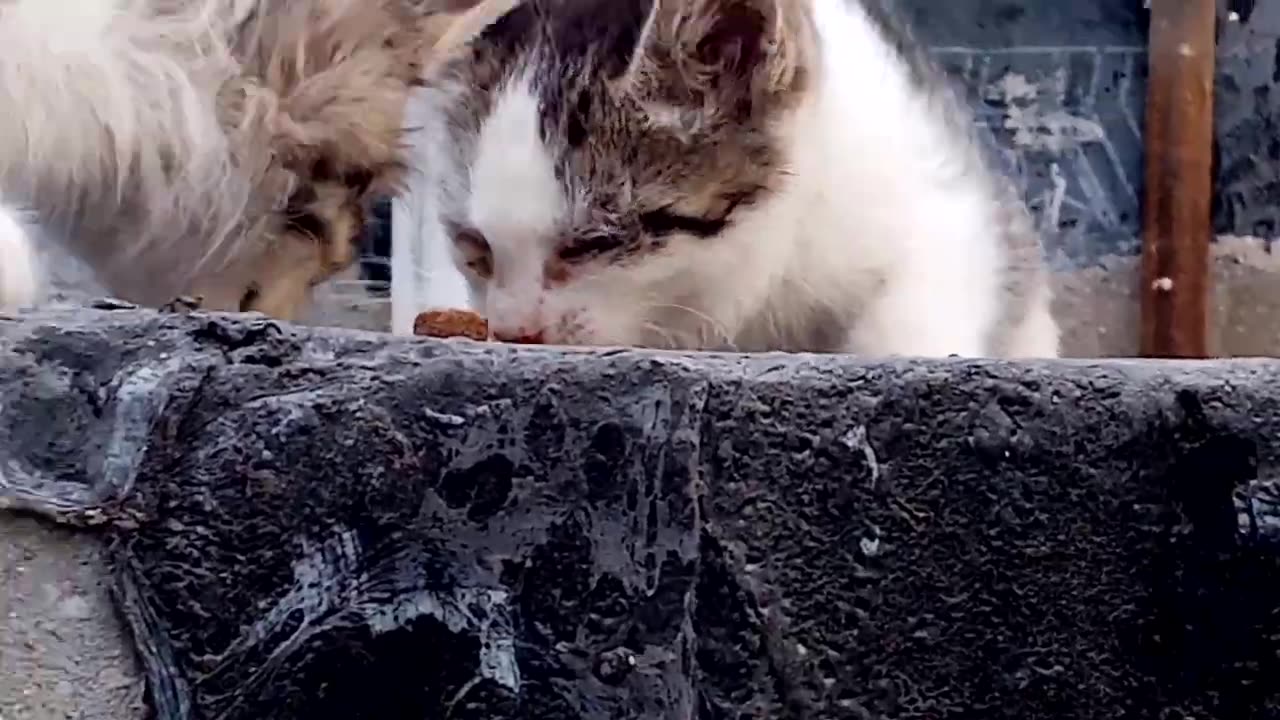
[412,0,1059,357]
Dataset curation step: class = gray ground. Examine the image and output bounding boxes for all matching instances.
[1053,236,1280,357]
[0,516,146,720]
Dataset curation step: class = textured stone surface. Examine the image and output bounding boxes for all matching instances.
[2,306,1280,719]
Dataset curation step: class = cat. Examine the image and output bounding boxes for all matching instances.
[0,0,471,320]
[411,0,1060,357]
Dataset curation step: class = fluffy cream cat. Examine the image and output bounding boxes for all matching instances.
[0,0,470,319]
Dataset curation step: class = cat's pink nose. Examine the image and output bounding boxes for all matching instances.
[491,328,545,345]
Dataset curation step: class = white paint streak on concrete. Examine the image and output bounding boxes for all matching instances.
[989,71,1105,152]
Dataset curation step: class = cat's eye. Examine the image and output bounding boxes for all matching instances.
[638,208,728,237]
[558,233,625,262]
[239,284,260,312]
[344,169,374,196]
[452,228,493,279]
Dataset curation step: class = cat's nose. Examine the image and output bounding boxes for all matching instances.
[491,328,545,344]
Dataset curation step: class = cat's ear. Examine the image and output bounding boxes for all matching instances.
[624,0,810,124]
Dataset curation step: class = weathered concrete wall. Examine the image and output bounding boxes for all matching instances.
[907,0,1280,257]
[3,307,1280,718]
[899,1,1280,358]
[905,0,1146,265]
[1216,0,1280,238]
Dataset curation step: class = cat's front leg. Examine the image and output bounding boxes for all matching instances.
[0,203,40,312]
[843,272,996,358]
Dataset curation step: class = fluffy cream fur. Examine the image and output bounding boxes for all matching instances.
[0,0,245,308]
[0,0,473,318]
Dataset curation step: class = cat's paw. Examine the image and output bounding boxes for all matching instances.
[0,204,40,312]
[159,295,205,314]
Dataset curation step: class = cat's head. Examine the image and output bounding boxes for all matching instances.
[196,0,483,320]
[422,0,817,347]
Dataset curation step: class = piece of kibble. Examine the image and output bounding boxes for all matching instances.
[413,309,489,340]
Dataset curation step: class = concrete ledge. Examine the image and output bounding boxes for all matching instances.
[2,307,1279,719]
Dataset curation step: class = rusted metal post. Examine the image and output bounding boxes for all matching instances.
[1140,0,1217,358]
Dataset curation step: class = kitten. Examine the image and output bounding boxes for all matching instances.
[413,0,1060,357]
[0,0,467,320]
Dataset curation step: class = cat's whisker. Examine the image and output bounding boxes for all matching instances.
[643,302,736,351]
[641,321,684,350]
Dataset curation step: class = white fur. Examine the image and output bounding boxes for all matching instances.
[393,0,528,335]
[418,0,1060,357]
[0,203,40,311]
[1004,282,1060,357]
[465,74,569,339]
[393,78,469,334]
[762,0,1008,356]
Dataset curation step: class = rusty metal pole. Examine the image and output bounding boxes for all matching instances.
[1140,0,1217,358]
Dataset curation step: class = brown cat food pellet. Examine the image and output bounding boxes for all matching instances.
[413,309,489,340]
